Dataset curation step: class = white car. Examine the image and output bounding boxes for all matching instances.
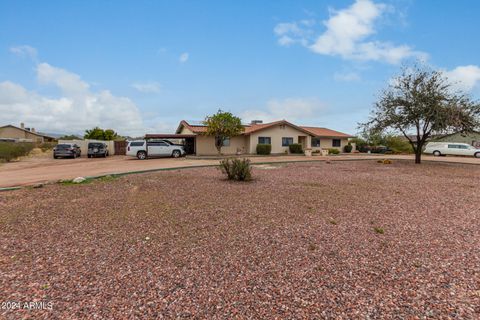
[126,140,186,160]
[424,142,480,158]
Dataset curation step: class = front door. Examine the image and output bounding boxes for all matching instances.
[147,141,170,156]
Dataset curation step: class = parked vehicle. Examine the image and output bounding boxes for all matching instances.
[424,142,480,158]
[126,140,186,160]
[53,143,81,159]
[87,142,109,158]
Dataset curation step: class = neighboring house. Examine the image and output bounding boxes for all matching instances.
[173,119,354,155]
[432,131,480,148]
[0,123,56,143]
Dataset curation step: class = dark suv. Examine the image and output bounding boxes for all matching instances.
[54,143,81,159]
[87,142,109,158]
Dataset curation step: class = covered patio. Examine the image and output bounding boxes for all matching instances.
[144,134,197,155]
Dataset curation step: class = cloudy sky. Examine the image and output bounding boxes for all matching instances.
[1,0,479,136]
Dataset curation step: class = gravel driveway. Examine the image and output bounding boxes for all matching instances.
[1,161,479,318]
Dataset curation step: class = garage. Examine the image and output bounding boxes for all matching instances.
[144,134,197,155]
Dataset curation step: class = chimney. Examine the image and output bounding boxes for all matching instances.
[31,128,35,133]
[20,122,25,129]
[250,120,263,125]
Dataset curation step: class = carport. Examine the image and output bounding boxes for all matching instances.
[144,134,197,155]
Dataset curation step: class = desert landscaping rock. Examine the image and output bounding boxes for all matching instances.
[1,160,479,318]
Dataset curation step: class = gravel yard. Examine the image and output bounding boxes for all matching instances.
[1,160,479,319]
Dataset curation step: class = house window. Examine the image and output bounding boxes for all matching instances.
[332,139,341,147]
[258,137,271,144]
[223,137,230,147]
[282,137,294,146]
[312,137,320,147]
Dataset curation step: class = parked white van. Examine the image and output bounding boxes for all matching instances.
[424,142,480,158]
[126,140,186,160]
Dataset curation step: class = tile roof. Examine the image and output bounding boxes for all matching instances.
[300,126,355,138]
[177,120,354,138]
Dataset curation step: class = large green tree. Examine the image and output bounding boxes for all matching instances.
[204,110,243,154]
[362,64,480,164]
[84,127,120,140]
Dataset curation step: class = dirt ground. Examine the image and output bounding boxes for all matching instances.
[0,153,479,188]
[1,161,479,319]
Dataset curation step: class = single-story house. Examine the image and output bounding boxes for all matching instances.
[160,119,354,155]
[0,123,56,143]
[432,131,480,148]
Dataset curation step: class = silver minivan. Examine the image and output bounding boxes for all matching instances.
[126,140,186,160]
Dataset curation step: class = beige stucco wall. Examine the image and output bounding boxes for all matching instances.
[0,127,44,142]
[248,125,311,154]
[195,135,249,155]
[179,126,194,134]
[311,137,349,152]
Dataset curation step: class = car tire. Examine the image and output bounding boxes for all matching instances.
[137,151,147,160]
[475,152,480,158]
[72,153,77,159]
[433,150,441,156]
[172,150,181,158]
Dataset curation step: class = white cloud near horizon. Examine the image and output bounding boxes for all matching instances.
[445,65,480,91]
[131,81,162,93]
[275,0,427,64]
[179,52,189,63]
[0,62,147,136]
[241,97,326,123]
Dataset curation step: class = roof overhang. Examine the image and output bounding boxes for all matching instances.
[145,133,197,139]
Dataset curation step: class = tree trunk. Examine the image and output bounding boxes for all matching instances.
[415,147,422,164]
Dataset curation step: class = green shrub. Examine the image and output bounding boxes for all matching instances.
[385,136,414,154]
[288,143,303,154]
[256,144,271,155]
[0,142,35,162]
[344,143,353,153]
[219,158,252,181]
[37,142,56,152]
[328,148,340,155]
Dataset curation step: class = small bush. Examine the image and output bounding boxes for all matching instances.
[288,143,303,154]
[328,148,340,155]
[344,143,352,153]
[0,142,35,162]
[374,227,385,234]
[377,159,392,164]
[219,158,252,181]
[37,142,56,152]
[256,144,271,155]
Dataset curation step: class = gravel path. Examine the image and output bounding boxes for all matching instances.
[1,161,479,319]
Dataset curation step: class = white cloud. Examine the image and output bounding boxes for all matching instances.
[9,45,38,60]
[179,52,189,63]
[334,71,361,82]
[131,81,162,93]
[273,20,315,46]
[242,97,326,123]
[445,65,480,91]
[0,63,146,136]
[275,0,426,64]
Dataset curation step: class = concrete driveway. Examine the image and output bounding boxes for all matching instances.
[0,153,478,188]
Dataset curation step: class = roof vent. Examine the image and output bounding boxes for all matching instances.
[250,120,263,125]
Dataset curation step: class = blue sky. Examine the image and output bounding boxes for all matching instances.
[1,0,479,136]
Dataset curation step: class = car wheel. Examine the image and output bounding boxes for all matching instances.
[137,151,147,160]
[475,152,480,158]
[72,153,77,159]
[172,150,181,158]
[433,150,441,156]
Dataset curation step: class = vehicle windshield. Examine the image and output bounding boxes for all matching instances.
[56,144,71,149]
[88,143,104,148]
